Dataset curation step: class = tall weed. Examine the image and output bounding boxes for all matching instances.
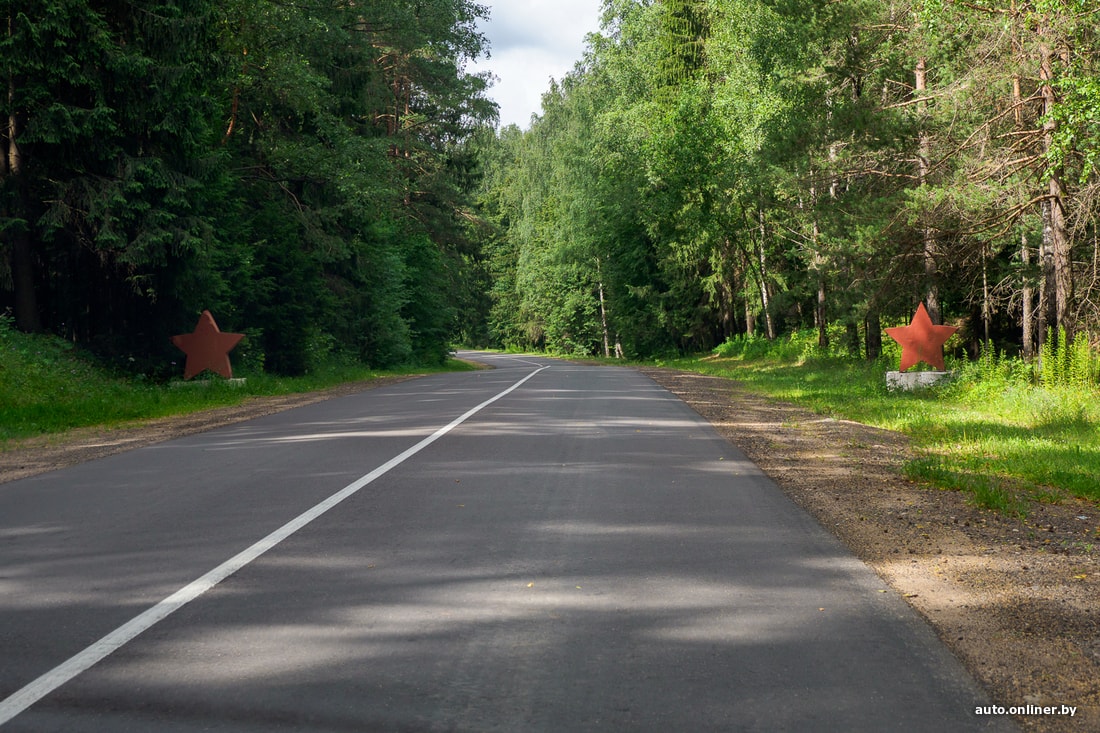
[712,326,871,363]
[1039,327,1094,388]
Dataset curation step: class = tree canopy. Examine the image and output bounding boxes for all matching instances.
[6,1,1100,373]
[473,0,1100,361]
[2,0,495,374]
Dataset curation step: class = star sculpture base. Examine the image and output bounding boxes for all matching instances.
[886,370,955,391]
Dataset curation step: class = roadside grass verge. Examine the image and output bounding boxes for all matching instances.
[655,332,1100,516]
[0,320,474,444]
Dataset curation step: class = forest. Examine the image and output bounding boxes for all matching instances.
[476,0,1100,362]
[2,0,494,375]
[4,1,1100,377]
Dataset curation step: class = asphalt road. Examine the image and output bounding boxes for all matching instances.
[0,353,1015,732]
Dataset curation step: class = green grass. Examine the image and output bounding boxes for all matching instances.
[656,331,1100,516]
[0,320,475,444]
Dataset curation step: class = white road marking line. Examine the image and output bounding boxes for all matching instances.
[0,365,550,726]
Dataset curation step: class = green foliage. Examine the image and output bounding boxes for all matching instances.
[952,342,1036,398]
[474,0,1100,368]
[1039,328,1094,388]
[714,331,818,362]
[655,0,709,89]
[1,0,494,375]
[668,337,1100,513]
[9,0,1100,381]
[713,324,890,363]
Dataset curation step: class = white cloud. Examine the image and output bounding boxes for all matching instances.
[468,0,602,129]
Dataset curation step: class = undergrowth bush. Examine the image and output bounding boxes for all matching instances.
[1039,327,1095,388]
[713,327,859,363]
[713,333,800,360]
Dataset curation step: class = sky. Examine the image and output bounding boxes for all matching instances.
[467,1,604,130]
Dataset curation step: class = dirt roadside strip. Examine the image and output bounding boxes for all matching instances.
[2,366,1097,730]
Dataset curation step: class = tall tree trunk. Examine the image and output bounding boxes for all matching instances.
[757,206,775,340]
[596,257,611,358]
[1021,230,1035,359]
[1048,172,1072,338]
[1039,199,1054,346]
[1040,33,1074,340]
[1011,9,1035,359]
[865,310,882,361]
[981,243,991,346]
[862,310,880,360]
[915,56,941,324]
[816,273,827,349]
[5,54,41,333]
[719,276,735,340]
[809,164,827,350]
[718,238,736,341]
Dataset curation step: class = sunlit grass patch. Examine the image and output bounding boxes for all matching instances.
[903,456,1031,516]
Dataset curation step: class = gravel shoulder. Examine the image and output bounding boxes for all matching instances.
[2,366,1097,730]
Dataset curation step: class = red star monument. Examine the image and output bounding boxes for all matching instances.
[171,310,244,379]
[885,303,957,372]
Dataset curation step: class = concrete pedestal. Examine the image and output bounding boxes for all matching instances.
[886,370,953,391]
